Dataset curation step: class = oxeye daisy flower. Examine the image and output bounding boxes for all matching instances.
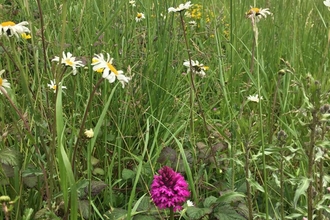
[0,70,10,95]
[47,79,67,93]
[183,60,208,77]
[168,1,193,13]
[0,21,30,38]
[324,0,330,7]
[135,12,145,22]
[91,53,131,88]
[150,166,190,212]
[246,7,271,22]
[247,94,263,103]
[52,52,85,75]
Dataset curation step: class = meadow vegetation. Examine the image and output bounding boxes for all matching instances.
[0,0,330,219]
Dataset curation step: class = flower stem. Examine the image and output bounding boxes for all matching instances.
[170,207,174,220]
[71,77,104,172]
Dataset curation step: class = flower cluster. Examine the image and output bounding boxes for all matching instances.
[150,166,190,211]
[49,52,131,92]
[246,7,271,22]
[0,21,31,38]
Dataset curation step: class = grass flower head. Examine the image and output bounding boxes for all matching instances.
[0,70,10,95]
[47,79,67,93]
[92,53,131,88]
[0,21,30,38]
[168,1,192,13]
[135,13,145,22]
[246,7,271,22]
[183,60,208,77]
[52,52,85,75]
[150,166,190,211]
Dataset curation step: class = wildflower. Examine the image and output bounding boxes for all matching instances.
[52,52,85,75]
[0,21,30,38]
[246,7,271,22]
[21,33,31,39]
[84,128,94,138]
[186,200,194,207]
[247,94,263,103]
[0,70,10,95]
[150,166,190,211]
[324,0,330,7]
[47,79,67,93]
[91,53,131,88]
[183,60,208,77]
[129,0,136,7]
[135,13,145,22]
[168,1,192,13]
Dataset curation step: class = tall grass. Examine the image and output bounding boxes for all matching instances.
[0,0,330,219]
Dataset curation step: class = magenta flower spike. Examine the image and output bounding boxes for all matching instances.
[150,166,190,212]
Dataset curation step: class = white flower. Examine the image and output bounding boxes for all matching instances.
[52,52,85,75]
[168,1,192,13]
[84,128,94,138]
[135,13,145,22]
[0,21,30,38]
[183,60,208,77]
[246,7,271,22]
[247,94,263,103]
[187,200,194,207]
[47,79,67,93]
[324,0,330,7]
[129,0,136,7]
[91,53,131,88]
[0,70,10,94]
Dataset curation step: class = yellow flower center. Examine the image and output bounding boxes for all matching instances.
[1,21,15,26]
[107,63,118,75]
[137,13,143,18]
[0,78,3,86]
[248,8,260,15]
[92,58,99,63]
[65,59,73,66]
[52,85,57,90]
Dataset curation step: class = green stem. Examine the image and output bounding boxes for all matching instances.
[71,77,104,172]
[170,207,174,220]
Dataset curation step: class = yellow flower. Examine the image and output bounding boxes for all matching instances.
[21,33,31,39]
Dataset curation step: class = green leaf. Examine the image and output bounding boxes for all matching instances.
[133,215,156,220]
[93,167,105,176]
[186,206,212,219]
[122,168,136,180]
[78,200,90,219]
[214,205,246,220]
[0,148,20,166]
[294,177,310,208]
[217,191,246,204]
[203,196,217,208]
[104,208,127,220]
[247,178,265,193]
